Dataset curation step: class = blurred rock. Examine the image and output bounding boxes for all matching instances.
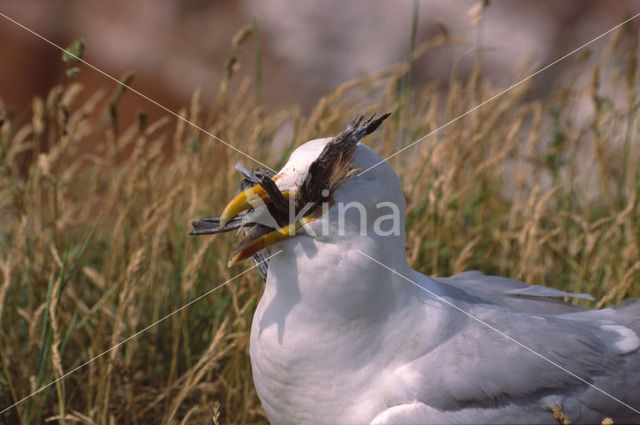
[0,0,637,116]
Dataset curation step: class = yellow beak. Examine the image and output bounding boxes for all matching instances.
[219,178,293,227]
[227,208,322,267]
[220,182,322,267]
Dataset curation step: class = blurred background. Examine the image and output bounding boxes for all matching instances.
[1,0,638,119]
[2,2,640,424]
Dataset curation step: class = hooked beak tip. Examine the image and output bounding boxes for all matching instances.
[219,216,230,228]
[219,191,252,228]
[219,178,287,228]
[227,254,240,268]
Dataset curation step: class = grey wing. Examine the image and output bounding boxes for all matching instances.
[391,271,640,424]
[615,298,640,331]
[406,305,639,423]
[435,271,593,315]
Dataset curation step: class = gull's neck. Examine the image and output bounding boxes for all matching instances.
[262,233,415,337]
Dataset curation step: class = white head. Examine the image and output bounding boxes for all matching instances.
[213,114,408,268]
[276,138,406,243]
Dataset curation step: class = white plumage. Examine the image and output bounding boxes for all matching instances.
[245,138,640,424]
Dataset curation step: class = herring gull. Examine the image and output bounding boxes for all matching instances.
[191,113,640,424]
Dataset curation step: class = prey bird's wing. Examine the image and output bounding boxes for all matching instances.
[189,215,244,235]
[190,164,281,278]
[236,163,277,189]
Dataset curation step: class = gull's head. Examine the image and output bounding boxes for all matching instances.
[201,113,406,266]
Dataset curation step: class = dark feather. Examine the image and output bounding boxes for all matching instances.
[237,163,276,189]
[189,215,243,235]
[296,112,390,211]
[259,175,290,226]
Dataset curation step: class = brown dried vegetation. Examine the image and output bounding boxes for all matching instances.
[1,17,639,425]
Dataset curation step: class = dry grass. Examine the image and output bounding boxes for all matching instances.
[1,17,640,425]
